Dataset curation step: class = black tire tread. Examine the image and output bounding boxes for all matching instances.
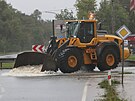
[97,48,119,71]
[57,48,83,73]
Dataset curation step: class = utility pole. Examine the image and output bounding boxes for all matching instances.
[111,0,115,34]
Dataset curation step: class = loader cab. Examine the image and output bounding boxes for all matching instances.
[77,21,94,43]
[66,21,95,43]
[66,21,79,38]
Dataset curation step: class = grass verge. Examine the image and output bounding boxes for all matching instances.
[119,72,133,74]
[128,54,135,60]
[0,62,14,69]
[97,79,127,101]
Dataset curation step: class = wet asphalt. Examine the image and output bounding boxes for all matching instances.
[0,67,135,101]
[0,69,104,101]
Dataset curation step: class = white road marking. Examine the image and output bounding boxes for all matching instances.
[81,80,89,101]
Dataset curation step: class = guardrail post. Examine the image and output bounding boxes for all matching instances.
[0,62,2,70]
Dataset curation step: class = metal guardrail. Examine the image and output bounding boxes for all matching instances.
[124,60,135,67]
[0,57,134,69]
[0,58,16,69]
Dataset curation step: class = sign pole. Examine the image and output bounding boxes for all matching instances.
[116,25,131,86]
[122,41,124,86]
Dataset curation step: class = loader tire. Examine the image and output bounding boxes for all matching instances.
[57,48,83,73]
[97,48,119,71]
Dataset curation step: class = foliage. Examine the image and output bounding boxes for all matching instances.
[74,0,135,34]
[0,0,135,53]
[96,0,129,34]
[113,0,135,33]
[128,54,135,60]
[1,62,14,69]
[31,9,42,20]
[128,12,135,33]
[0,0,52,53]
[74,0,97,19]
[98,79,127,101]
[55,9,76,20]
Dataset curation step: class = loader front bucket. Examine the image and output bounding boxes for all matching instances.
[14,52,57,72]
[41,54,57,72]
[14,52,47,68]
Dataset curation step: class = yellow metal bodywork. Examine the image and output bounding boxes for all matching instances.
[56,19,130,65]
[97,35,130,60]
[121,47,130,59]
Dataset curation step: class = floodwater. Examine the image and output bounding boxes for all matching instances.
[116,67,135,101]
[0,67,104,101]
[1,54,135,100]
[0,66,135,101]
[2,65,62,77]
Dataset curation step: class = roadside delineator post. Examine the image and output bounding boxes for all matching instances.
[108,70,112,86]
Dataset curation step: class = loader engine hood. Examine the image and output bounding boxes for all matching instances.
[97,34,130,60]
[97,34,123,44]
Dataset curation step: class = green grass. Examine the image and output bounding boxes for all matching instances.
[119,72,133,74]
[128,54,135,60]
[1,62,14,69]
[0,52,16,69]
[0,52,17,55]
[97,80,127,101]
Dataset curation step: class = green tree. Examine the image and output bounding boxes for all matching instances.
[96,0,129,34]
[74,0,97,19]
[117,0,130,11]
[114,0,135,33]
[55,9,76,20]
[0,1,52,53]
[31,9,42,20]
[129,12,135,33]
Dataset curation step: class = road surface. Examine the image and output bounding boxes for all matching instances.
[0,69,104,101]
[0,67,135,101]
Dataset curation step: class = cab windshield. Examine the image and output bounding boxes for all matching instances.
[66,22,80,38]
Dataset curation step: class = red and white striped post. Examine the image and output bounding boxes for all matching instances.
[108,70,112,86]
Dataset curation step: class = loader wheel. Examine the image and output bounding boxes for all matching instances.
[97,48,119,71]
[58,48,83,73]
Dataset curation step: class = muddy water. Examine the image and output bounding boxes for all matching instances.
[0,69,104,101]
[2,65,62,77]
[0,65,135,101]
[116,67,135,101]
[2,66,101,77]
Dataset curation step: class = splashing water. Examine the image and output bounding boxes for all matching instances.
[2,65,62,77]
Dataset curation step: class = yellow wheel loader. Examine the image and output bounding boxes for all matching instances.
[13,19,130,73]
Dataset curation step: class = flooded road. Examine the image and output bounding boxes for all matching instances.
[0,66,135,101]
[0,69,104,101]
[116,67,135,101]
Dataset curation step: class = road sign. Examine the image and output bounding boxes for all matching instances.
[32,45,45,53]
[116,25,131,40]
[116,25,131,85]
